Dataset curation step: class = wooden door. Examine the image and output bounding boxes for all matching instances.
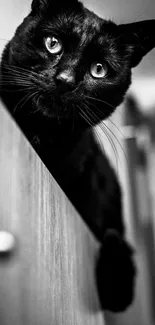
[0,102,105,325]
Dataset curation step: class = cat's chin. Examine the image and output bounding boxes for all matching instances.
[34,104,75,125]
[32,94,71,120]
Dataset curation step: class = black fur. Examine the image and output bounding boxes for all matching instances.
[0,0,155,312]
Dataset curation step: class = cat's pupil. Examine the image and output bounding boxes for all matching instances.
[45,36,62,54]
[96,64,103,73]
[90,62,107,78]
[51,40,57,47]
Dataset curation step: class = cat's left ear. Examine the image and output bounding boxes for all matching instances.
[117,20,155,67]
[31,0,79,15]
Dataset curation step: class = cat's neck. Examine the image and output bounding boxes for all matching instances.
[0,89,89,165]
[15,111,88,167]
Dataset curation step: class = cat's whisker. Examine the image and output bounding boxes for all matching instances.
[31,94,45,114]
[13,92,31,114]
[2,63,45,79]
[84,98,127,162]
[85,95,116,111]
[0,75,36,86]
[85,95,122,118]
[101,121,127,163]
[0,86,37,93]
[3,63,39,76]
[36,94,41,111]
[0,73,38,92]
[30,92,41,114]
[85,97,126,141]
[100,122,120,169]
[13,90,39,114]
[80,101,105,151]
[73,104,79,122]
[71,105,75,132]
[1,77,35,86]
[76,105,93,127]
[84,98,107,121]
[0,80,36,87]
[1,77,30,83]
[22,90,40,111]
[72,105,104,158]
[107,117,125,139]
[77,104,117,162]
[0,74,33,80]
[1,69,32,80]
[82,102,119,166]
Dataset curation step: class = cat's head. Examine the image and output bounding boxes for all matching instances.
[1,0,155,127]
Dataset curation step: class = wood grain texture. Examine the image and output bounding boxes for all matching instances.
[0,102,105,325]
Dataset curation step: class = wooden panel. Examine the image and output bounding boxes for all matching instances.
[0,102,104,325]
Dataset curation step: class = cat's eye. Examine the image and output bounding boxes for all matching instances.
[44,36,62,54]
[90,62,107,78]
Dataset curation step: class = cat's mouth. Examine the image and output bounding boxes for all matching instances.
[32,88,103,128]
[34,92,77,120]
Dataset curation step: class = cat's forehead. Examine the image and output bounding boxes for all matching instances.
[43,8,107,45]
[73,11,102,34]
[73,15,102,44]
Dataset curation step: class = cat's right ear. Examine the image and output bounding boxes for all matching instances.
[31,0,48,14]
[117,20,155,67]
[31,0,79,15]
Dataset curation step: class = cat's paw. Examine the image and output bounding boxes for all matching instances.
[96,229,136,312]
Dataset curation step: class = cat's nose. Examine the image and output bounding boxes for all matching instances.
[55,70,75,92]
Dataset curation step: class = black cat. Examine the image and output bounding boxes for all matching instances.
[0,0,155,312]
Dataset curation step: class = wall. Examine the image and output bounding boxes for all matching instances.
[0,1,155,324]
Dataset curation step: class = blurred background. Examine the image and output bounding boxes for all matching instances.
[0,0,155,324]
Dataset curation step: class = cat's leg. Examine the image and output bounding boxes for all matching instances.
[96,229,136,312]
[60,129,136,312]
